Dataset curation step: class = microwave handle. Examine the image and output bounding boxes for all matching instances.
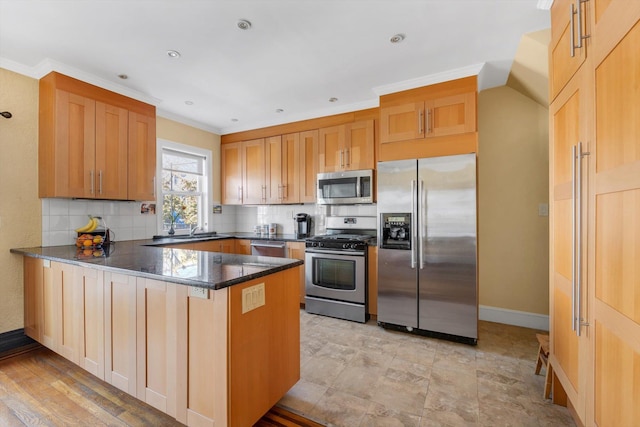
[356,176,361,198]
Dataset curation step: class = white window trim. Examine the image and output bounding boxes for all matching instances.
[156,139,213,235]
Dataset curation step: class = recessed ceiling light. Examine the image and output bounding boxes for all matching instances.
[117,74,128,80]
[237,19,252,30]
[167,50,181,58]
[275,109,284,113]
[389,33,406,44]
[185,100,194,105]
[329,97,338,103]
[231,118,239,122]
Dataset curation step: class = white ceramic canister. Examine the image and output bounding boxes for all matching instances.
[268,223,277,236]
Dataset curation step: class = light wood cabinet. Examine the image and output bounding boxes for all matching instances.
[235,239,252,255]
[128,112,157,201]
[266,135,301,204]
[298,130,319,203]
[21,257,301,427]
[286,241,306,305]
[242,138,267,204]
[318,119,375,173]
[136,278,179,417]
[221,142,243,205]
[549,2,640,426]
[378,77,477,161]
[380,93,475,144]
[75,266,105,380]
[549,0,589,102]
[104,271,138,395]
[38,72,156,201]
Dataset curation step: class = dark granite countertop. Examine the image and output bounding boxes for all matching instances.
[10,239,303,290]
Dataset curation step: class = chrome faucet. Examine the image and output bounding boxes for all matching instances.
[189,224,200,236]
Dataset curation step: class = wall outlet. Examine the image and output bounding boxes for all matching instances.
[189,286,209,299]
[242,283,265,314]
[538,203,549,217]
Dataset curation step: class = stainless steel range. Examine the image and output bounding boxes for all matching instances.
[305,216,376,323]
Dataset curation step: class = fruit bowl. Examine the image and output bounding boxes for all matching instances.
[76,233,106,248]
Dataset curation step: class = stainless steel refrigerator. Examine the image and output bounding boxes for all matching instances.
[377,154,477,344]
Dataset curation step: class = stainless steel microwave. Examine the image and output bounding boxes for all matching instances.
[317,169,373,205]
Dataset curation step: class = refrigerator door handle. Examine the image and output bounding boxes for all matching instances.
[419,180,425,269]
[411,179,417,269]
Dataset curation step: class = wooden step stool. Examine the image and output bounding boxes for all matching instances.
[535,333,552,399]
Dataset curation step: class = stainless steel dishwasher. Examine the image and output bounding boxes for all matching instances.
[250,240,287,257]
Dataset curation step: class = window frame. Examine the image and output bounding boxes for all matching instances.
[156,139,212,235]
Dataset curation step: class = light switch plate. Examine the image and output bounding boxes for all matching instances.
[242,283,265,314]
[43,259,51,268]
[189,286,209,299]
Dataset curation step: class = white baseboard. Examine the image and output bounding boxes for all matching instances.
[479,305,549,331]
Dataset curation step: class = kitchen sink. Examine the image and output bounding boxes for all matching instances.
[152,232,225,240]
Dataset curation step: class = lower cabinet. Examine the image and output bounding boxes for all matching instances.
[286,241,306,305]
[22,258,300,427]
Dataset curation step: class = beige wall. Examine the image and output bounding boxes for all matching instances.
[157,117,221,202]
[478,85,549,315]
[0,69,41,334]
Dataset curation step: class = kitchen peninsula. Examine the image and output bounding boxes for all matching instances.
[11,239,303,427]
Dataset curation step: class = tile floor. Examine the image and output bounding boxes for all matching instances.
[278,310,575,427]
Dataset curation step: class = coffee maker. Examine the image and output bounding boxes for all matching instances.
[294,213,312,239]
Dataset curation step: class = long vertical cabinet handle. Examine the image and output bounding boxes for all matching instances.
[426,109,432,134]
[419,180,425,269]
[99,170,103,195]
[571,145,577,332]
[90,170,95,194]
[418,110,424,135]
[570,3,577,57]
[576,0,590,48]
[340,150,344,168]
[411,180,417,269]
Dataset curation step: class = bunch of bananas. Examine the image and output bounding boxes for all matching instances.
[75,215,99,233]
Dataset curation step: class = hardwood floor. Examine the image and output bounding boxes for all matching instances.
[0,346,323,426]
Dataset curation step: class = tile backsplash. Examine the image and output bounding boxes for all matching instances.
[42,198,377,246]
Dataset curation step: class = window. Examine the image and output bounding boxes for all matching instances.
[157,140,211,235]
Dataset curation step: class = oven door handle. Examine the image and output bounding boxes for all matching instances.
[305,249,365,257]
[250,242,286,249]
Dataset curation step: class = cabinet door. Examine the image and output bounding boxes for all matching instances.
[286,242,306,305]
[175,285,228,427]
[218,239,235,254]
[426,93,476,137]
[23,257,43,342]
[136,278,178,417]
[549,67,590,423]
[345,119,375,170]
[235,239,252,255]
[221,142,243,205]
[242,139,266,204]
[55,262,78,364]
[104,272,137,394]
[265,135,284,204]
[550,0,588,101]
[95,102,128,200]
[282,133,300,203]
[128,112,157,201]
[55,90,96,198]
[318,125,345,173]
[379,102,424,144]
[591,5,640,425]
[299,130,318,203]
[75,266,104,379]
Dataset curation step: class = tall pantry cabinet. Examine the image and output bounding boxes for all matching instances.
[548,1,640,426]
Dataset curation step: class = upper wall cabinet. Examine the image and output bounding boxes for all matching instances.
[549,0,589,102]
[378,76,477,161]
[318,119,375,173]
[39,72,156,201]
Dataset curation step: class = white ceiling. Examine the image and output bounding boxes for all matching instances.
[0,0,550,135]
